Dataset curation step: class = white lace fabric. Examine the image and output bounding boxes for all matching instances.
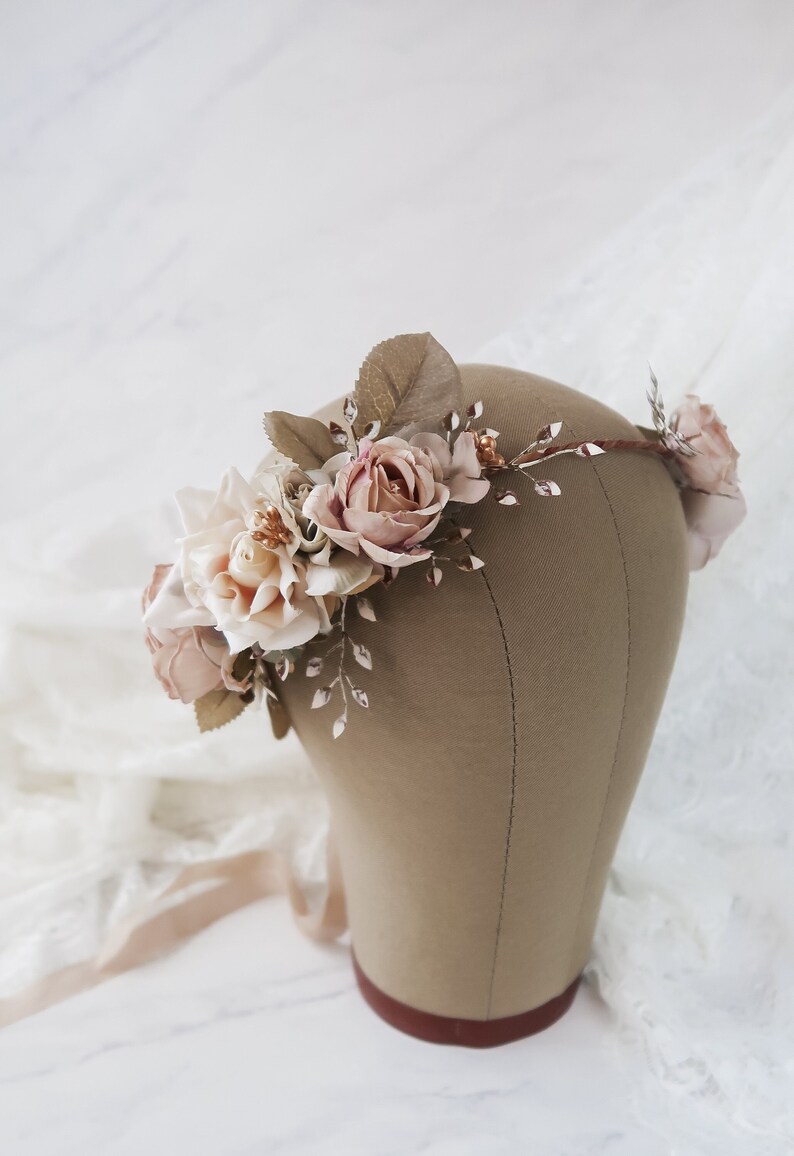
[2,87,794,1151]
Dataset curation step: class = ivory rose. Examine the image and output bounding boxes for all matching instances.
[303,431,489,569]
[142,564,242,703]
[144,468,373,655]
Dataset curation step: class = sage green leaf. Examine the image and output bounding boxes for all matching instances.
[262,646,304,664]
[194,688,248,734]
[353,333,462,437]
[263,411,340,471]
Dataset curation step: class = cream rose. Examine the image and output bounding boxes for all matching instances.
[303,431,488,569]
[144,468,373,654]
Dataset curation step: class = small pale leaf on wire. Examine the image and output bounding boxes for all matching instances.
[275,656,291,681]
[647,366,666,435]
[427,565,443,587]
[363,420,381,439]
[343,396,358,425]
[466,400,484,420]
[329,421,349,447]
[647,366,693,455]
[575,442,606,458]
[442,410,460,432]
[356,597,377,622]
[457,555,485,572]
[484,428,500,438]
[351,686,369,708]
[306,656,323,678]
[353,641,373,670]
[537,420,563,444]
[495,490,519,506]
[534,479,562,497]
[332,713,347,739]
[441,526,472,543]
[312,686,333,709]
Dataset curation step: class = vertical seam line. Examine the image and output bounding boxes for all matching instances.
[567,466,632,979]
[481,567,518,1020]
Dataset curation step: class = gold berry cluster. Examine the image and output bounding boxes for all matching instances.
[473,431,505,470]
[250,505,292,550]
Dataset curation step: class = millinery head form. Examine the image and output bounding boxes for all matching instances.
[142,333,746,1045]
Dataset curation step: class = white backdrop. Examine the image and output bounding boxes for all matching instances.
[2,3,793,1154]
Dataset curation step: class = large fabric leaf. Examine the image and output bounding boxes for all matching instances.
[194,688,249,733]
[262,411,340,470]
[353,332,462,436]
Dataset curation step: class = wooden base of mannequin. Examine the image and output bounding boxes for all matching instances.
[352,951,583,1048]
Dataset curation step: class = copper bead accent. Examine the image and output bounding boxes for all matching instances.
[474,432,506,470]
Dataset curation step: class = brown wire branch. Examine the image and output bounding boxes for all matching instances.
[508,438,675,468]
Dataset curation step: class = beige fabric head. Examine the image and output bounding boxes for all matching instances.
[279,364,689,1021]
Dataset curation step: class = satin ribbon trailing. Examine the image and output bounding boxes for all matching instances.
[0,830,348,1029]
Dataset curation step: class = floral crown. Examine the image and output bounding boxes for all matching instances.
[143,333,746,739]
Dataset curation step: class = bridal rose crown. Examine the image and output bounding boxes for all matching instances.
[143,333,747,738]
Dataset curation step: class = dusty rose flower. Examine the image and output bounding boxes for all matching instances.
[681,488,748,571]
[669,395,746,569]
[409,430,491,504]
[671,395,741,495]
[142,564,244,703]
[303,432,488,569]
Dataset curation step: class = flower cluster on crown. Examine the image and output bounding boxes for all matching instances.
[142,333,746,739]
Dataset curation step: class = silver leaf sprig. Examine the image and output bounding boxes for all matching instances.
[421,524,484,587]
[506,419,606,498]
[647,367,695,456]
[330,396,381,455]
[308,594,373,738]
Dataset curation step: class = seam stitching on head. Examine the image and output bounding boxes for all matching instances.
[482,566,518,1021]
[567,464,632,982]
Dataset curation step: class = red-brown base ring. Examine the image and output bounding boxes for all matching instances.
[352,951,583,1048]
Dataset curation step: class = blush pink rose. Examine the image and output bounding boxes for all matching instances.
[303,432,489,569]
[409,430,491,504]
[143,564,245,703]
[681,488,748,571]
[671,395,741,495]
[670,395,747,570]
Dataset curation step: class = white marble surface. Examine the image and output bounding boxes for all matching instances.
[2,2,794,1153]
[1,903,660,1156]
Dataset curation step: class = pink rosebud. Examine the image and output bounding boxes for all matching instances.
[142,564,243,703]
[671,395,741,496]
[670,395,747,570]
